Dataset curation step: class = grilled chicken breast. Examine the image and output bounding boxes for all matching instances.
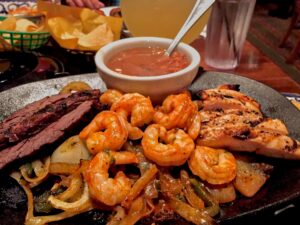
[196,85,300,160]
[196,86,262,116]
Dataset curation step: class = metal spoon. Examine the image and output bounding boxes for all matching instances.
[165,0,215,56]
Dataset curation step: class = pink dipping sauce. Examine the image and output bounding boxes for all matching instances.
[106,47,190,76]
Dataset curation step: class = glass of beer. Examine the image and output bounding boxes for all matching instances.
[120,0,213,43]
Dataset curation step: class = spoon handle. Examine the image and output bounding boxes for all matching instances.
[165,0,215,56]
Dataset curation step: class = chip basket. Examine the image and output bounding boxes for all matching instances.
[0,29,51,51]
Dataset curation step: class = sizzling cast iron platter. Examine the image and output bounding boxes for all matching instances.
[0,71,299,224]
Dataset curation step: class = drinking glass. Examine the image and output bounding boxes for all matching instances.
[205,0,256,70]
[120,0,212,43]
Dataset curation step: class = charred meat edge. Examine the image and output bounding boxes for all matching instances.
[0,100,101,170]
[0,90,101,150]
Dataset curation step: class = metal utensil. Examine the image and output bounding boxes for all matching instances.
[165,0,215,56]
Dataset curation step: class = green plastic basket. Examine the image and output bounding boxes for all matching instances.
[0,29,50,50]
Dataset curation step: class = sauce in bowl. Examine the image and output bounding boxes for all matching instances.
[106,47,190,76]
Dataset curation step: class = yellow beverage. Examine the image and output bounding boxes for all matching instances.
[120,0,212,43]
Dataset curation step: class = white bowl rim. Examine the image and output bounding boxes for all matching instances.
[95,37,201,81]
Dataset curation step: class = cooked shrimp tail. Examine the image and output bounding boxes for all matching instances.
[84,151,137,206]
[100,89,123,107]
[188,146,237,185]
[111,93,155,140]
[79,111,128,154]
[142,124,194,166]
[153,93,201,139]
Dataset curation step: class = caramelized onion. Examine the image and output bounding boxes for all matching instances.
[48,181,90,211]
[207,183,236,204]
[166,196,215,225]
[180,170,205,210]
[17,180,91,225]
[56,173,83,201]
[25,202,93,225]
[107,206,126,225]
[51,135,91,164]
[119,196,153,225]
[20,157,50,187]
[159,171,183,196]
[122,164,158,208]
[59,81,92,94]
[190,179,220,217]
[49,162,80,175]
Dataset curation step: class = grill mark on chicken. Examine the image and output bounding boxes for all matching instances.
[284,139,298,153]
[233,130,251,140]
[195,88,262,116]
[200,110,263,130]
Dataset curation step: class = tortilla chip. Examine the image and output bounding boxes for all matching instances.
[0,16,17,31]
[47,17,81,49]
[60,28,85,40]
[78,23,113,50]
[60,32,76,40]
[80,8,107,33]
[35,25,47,32]
[104,16,123,41]
[72,28,86,39]
[15,19,38,32]
[39,1,122,51]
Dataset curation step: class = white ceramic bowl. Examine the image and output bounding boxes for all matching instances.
[94,37,201,103]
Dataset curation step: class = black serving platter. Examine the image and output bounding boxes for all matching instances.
[0,71,300,225]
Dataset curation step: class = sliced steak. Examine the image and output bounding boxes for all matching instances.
[0,90,101,150]
[0,100,100,170]
[0,93,70,125]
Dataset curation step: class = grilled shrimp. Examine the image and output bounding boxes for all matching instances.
[142,124,195,166]
[111,93,155,140]
[153,93,201,139]
[100,89,123,107]
[188,146,237,185]
[84,150,138,206]
[79,111,128,154]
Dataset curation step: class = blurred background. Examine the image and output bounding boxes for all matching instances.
[248,0,300,83]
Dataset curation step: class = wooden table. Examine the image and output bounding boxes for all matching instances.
[191,37,300,94]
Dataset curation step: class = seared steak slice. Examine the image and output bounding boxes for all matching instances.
[0,93,70,125]
[0,90,101,150]
[0,100,100,170]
